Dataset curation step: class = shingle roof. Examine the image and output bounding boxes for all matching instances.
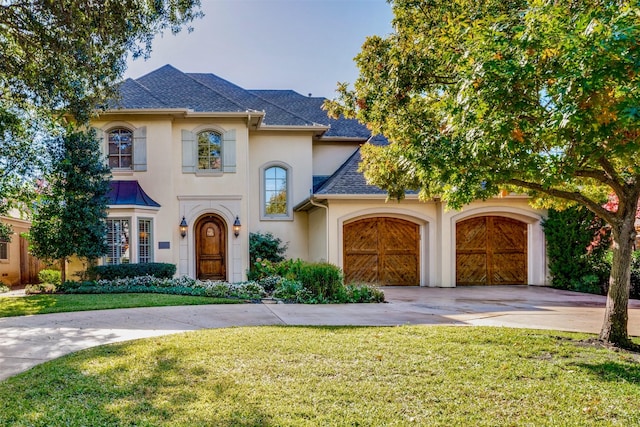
[109,65,399,197]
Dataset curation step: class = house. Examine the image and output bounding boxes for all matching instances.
[0,215,42,286]
[91,64,547,287]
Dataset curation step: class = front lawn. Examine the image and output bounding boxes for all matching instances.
[0,293,240,318]
[1,326,639,426]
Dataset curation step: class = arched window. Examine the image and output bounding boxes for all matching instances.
[262,165,290,218]
[197,130,222,171]
[108,128,133,169]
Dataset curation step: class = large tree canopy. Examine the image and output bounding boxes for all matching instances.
[326,0,640,347]
[0,0,202,239]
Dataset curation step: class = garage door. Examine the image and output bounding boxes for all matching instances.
[456,216,527,285]
[343,217,420,286]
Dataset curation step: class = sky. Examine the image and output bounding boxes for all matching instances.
[124,0,395,99]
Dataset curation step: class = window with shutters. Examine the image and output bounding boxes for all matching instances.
[108,128,133,169]
[106,218,130,265]
[0,241,8,262]
[197,130,222,171]
[138,218,153,263]
[260,162,292,220]
[182,128,236,174]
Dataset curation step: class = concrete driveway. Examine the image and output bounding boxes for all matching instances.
[1,285,639,381]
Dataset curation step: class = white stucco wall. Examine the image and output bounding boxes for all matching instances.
[248,131,314,261]
[312,141,360,176]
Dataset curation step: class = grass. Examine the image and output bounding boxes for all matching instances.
[0,293,241,318]
[0,326,639,426]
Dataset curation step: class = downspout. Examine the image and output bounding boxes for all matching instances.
[308,191,330,262]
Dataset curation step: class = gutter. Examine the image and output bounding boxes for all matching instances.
[307,193,330,262]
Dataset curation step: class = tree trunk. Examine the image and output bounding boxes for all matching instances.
[60,258,67,284]
[599,209,635,348]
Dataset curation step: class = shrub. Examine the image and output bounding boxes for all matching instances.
[38,269,62,285]
[272,279,308,302]
[344,283,386,303]
[542,207,610,294]
[249,232,288,264]
[248,258,304,282]
[87,263,176,280]
[60,276,266,300]
[25,283,57,294]
[297,262,343,301]
[0,282,9,293]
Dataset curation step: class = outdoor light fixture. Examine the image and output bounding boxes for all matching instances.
[179,216,188,238]
[233,216,241,238]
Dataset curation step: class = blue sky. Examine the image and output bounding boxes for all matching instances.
[124,0,394,99]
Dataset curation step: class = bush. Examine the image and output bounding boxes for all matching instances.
[344,284,386,303]
[249,232,288,264]
[297,262,343,301]
[60,276,266,300]
[542,207,610,294]
[0,282,9,293]
[38,269,61,285]
[248,258,304,282]
[25,283,57,294]
[87,263,176,280]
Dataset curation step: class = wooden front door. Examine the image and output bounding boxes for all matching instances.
[456,216,527,285]
[344,217,420,286]
[196,215,226,281]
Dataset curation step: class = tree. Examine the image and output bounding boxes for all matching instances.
[325,0,640,347]
[29,128,111,283]
[0,0,202,231]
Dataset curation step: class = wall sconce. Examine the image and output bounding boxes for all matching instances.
[179,216,188,238]
[233,216,241,238]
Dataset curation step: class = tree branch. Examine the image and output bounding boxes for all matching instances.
[575,168,625,195]
[508,178,618,226]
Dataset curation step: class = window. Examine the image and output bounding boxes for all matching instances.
[106,219,130,264]
[108,128,133,169]
[197,131,222,171]
[0,241,8,261]
[182,128,236,174]
[263,165,290,218]
[138,219,153,263]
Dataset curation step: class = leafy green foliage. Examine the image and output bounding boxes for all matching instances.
[542,207,610,293]
[248,257,303,282]
[60,276,266,300]
[0,1,202,219]
[28,128,110,280]
[326,0,640,346]
[297,262,344,302]
[0,283,9,293]
[38,269,62,286]
[87,262,177,280]
[25,283,57,295]
[249,232,288,264]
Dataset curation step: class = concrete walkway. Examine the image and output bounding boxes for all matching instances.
[1,285,639,381]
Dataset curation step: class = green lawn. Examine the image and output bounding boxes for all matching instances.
[1,326,639,426]
[0,293,241,318]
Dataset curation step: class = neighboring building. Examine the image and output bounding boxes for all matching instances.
[92,64,547,287]
[0,216,42,286]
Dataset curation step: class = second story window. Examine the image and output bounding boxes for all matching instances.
[197,130,222,171]
[264,166,288,216]
[108,128,133,169]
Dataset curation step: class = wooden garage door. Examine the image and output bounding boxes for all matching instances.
[456,216,527,285]
[344,217,419,286]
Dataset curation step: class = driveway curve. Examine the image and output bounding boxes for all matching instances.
[1,285,639,381]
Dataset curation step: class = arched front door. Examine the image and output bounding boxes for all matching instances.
[195,214,227,281]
